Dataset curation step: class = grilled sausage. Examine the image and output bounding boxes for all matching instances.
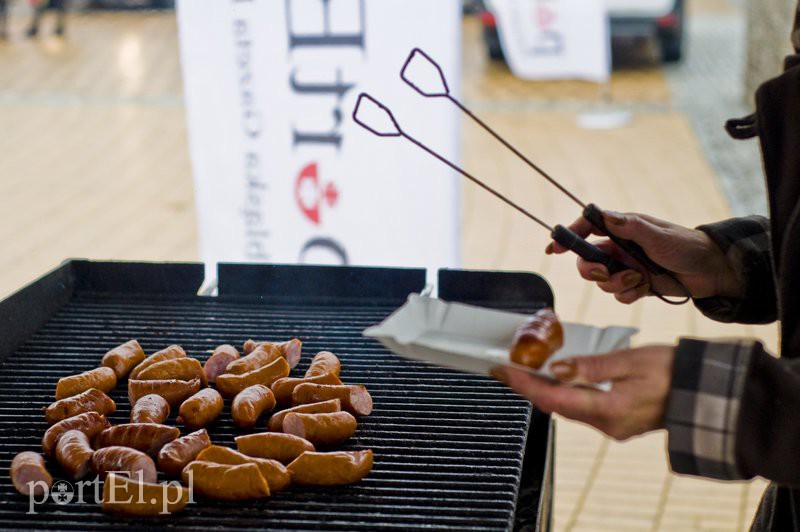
[43,388,116,425]
[102,473,189,516]
[243,338,302,369]
[304,351,341,378]
[181,461,270,500]
[282,411,357,446]
[10,452,53,496]
[136,357,208,387]
[55,367,117,400]
[92,446,157,483]
[157,429,211,477]
[225,344,282,375]
[267,399,342,432]
[203,344,240,383]
[42,411,111,456]
[287,450,373,486]
[55,430,94,480]
[196,445,291,492]
[235,432,315,465]
[129,344,187,380]
[95,423,180,457]
[215,357,290,398]
[101,339,146,379]
[292,383,373,416]
[231,385,276,429]
[128,378,201,408]
[271,373,343,405]
[509,308,564,369]
[176,388,223,430]
[130,393,170,424]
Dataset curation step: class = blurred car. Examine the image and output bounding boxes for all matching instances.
[480,0,685,63]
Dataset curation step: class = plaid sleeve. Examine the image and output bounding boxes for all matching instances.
[664,338,759,480]
[692,216,777,324]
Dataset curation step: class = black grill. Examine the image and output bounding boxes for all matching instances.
[0,261,553,531]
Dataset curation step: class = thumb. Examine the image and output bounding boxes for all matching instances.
[601,211,672,254]
[550,352,632,384]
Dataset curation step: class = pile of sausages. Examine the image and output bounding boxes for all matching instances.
[10,338,374,516]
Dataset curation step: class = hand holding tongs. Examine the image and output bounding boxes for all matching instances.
[352,48,691,305]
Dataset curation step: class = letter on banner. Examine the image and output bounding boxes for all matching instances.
[176,0,462,278]
[486,0,610,82]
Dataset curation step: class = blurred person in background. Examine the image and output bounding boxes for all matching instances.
[27,0,66,38]
[493,3,800,531]
[0,0,7,40]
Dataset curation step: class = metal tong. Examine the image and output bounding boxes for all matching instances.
[352,48,690,305]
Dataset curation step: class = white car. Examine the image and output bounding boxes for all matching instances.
[479,0,685,63]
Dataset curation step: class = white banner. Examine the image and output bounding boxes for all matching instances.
[488,0,610,82]
[176,0,461,278]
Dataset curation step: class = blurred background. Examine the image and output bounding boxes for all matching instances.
[0,0,791,529]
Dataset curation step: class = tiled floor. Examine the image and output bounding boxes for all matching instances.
[0,2,777,530]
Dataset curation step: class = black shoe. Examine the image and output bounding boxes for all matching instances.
[55,26,64,37]
[26,26,38,38]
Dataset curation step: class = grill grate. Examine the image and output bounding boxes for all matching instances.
[0,262,550,531]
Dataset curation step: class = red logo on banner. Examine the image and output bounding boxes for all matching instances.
[295,162,339,225]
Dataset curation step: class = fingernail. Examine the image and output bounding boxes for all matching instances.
[545,243,554,255]
[604,211,626,226]
[589,269,609,282]
[551,360,577,381]
[490,367,509,384]
[622,271,642,288]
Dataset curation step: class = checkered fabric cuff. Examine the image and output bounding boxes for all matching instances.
[693,216,776,324]
[665,338,756,480]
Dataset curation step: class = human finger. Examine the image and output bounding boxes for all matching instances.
[546,217,605,255]
[492,367,601,419]
[614,282,650,304]
[549,351,634,384]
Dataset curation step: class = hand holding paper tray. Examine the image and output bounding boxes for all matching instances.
[363,295,637,389]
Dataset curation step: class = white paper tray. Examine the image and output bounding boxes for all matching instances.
[363,294,637,382]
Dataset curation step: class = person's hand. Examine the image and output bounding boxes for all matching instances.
[491,345,675,441]
[545,211,741,304]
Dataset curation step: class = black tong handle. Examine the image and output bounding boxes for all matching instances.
[582,203,669,275]
[551,225,627,275]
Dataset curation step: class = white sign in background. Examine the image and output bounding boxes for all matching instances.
[176,0,461,279]
[487,0,610,82]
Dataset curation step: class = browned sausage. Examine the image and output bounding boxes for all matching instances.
[235,432,314,465]
[55,367,117,400]
[10,452,53,496]
[304,351,341,378]
[216,357,290,398]
[231,385,276,429]
[196,445,291,492]
[55,430,94,480]
[128,378,201,408]
[102,473,189,516]
[130,393,170,424]
[225,344,282,375]
[156,428,211,477]
[129,344,187,380]
[509,308,563,369]
[92,446,157,483]
[287,450,373,485]
[270,373,343,405]
[136,357,208,387]
[176,388,223,430]
[292,383,373,416]
[42,411,111,456]
[101,339,146,379]
[181,461,270,500]
[267,399,342,432]
[243,338,302,369]
[95,423,180,457]
[43,388,116,425]
[203,344,240,383]
[282,411,357,446]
